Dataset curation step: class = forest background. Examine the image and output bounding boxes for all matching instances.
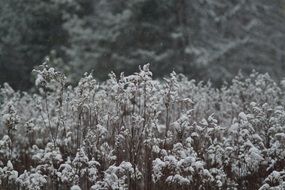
[1,0,285,90]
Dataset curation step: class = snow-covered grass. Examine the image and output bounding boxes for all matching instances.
[0,63,285,190]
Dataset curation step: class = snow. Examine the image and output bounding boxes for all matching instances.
[239,112,247,121]
[71,185,81,190]
[152,158,166,182]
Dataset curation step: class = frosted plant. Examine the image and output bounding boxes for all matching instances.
[259,170,285,190]
[0,135,12,161]
[0,161,18,188]
[0,64,285,189]
[17,170,47,190]
[92,161,136,190]
[57,160,76,185]
[72,148,89,176]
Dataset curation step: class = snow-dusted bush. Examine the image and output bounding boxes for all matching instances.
[0,62,285,189]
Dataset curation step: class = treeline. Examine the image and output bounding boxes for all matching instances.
[1,0,285,89]
[0,64,285,189]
